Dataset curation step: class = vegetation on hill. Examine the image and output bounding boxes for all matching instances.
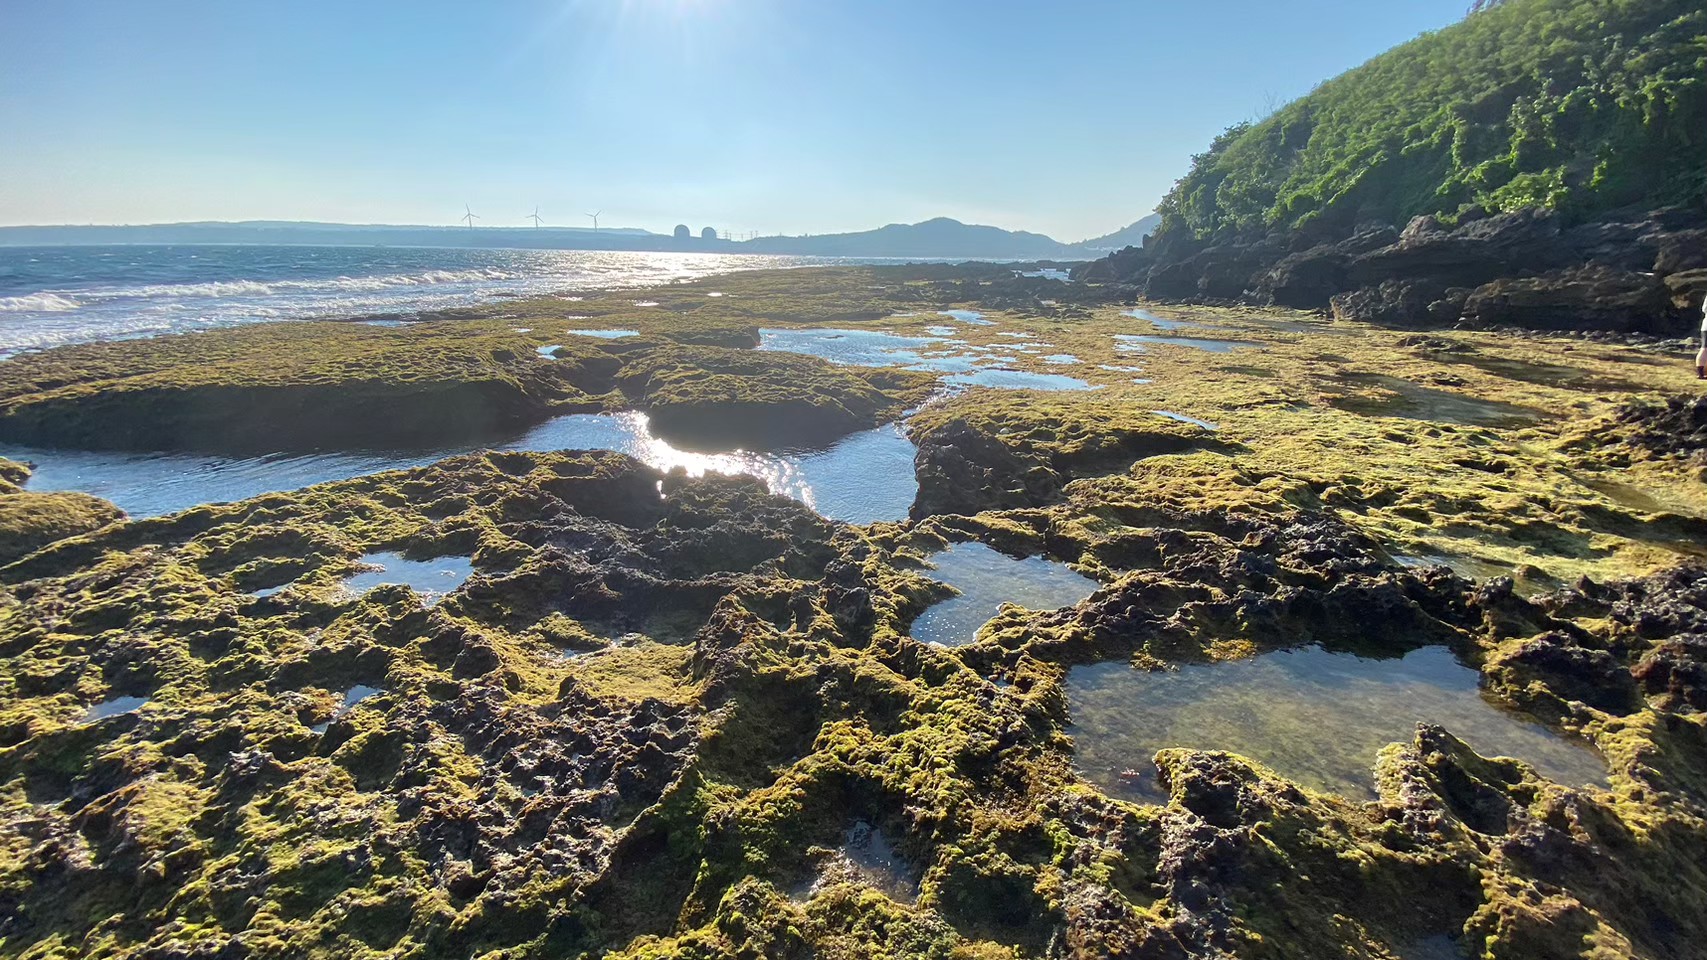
[1157,0,1705,239]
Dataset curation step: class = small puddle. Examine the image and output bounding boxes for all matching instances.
[924,325,957,337]
[535,345,564,358]
[310,684,383,733]
[83,696,148,723]
[1327,375,1544,427]
[3,414,920,525]
[938,309,993,326]
[910,542,1099,646]
[1066,645,1608,803]
[631,300,660,307]
[793,820,920,904]
[341,552,474,600]
[944,369,1097,391]
[1123,308,1195,332]
[1152,411,1219,431]
[563,328,639,339]
[1100,364,1145,373]
[1042,354,1082,365]
[1115,334,1260,354]
[759,328,954,368]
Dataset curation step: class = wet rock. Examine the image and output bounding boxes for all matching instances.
[1495,630,1642,715]
[910,418,1062,519]
[1632,636,1707,712]
[1460,265,1674,332]
[1091,206,1706,335]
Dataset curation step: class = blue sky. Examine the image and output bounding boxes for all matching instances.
[1,0,1469,240]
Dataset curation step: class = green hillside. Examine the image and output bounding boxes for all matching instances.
[1158,0,1705,239]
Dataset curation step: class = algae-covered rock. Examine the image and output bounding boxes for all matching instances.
[617,343,934,449]
[0,265,1705,959]
[0,320,621,452]
[0,490,123,564]
[0,460,123,564]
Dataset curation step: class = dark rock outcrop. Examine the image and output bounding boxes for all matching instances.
[1081,207,1706,335]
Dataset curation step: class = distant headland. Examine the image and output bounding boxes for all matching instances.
[0,214,1160,261]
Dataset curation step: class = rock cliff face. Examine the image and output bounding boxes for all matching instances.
[1077,206,1707,334]
[1078,0,1706,334]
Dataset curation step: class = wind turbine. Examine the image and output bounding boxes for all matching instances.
[461,204,479,229]
[527,206,544,229]
[585,210,601,232]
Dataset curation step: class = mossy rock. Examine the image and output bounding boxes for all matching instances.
[0,320,619,453]
[0,489,123,563]
[618,343,935,449]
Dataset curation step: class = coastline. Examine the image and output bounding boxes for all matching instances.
[0,262,1702,958]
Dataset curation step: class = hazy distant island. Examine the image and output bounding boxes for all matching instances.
[0,214,1161,261]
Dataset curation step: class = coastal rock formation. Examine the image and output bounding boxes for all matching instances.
[906,392,1214,519]
[616,343,934,449]
[0,315,932,455]
[1,266,1705,958]
[0,458,123,564]
[1086,207,1707,335]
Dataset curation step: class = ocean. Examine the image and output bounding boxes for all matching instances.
[0,245,858,357]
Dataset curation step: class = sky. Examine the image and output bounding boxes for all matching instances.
[0,0,1470,242]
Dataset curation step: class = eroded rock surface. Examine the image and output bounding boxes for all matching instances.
[0,267,1704,959]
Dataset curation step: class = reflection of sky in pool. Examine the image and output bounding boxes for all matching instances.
[563,328,639,338]
[944,369,1097,391]
[341,552,475,600]
[6,413,921,525]
[910,542,1099,646]
[1114,333,1261,354]
[84,696,149,723]
[1152,410,1220,431]
[1067,645,1608,803]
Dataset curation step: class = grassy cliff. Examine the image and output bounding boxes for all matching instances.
[1158,0,1705,240]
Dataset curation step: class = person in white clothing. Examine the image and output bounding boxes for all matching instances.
[1698,297,1707,379]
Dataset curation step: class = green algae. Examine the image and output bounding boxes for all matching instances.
[0,266,1703,960]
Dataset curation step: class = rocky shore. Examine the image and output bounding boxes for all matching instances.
[1077,206,1707,338]
[0,266,1703,959]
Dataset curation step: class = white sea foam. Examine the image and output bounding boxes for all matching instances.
[0,249,869,355]
[0,292,80,312]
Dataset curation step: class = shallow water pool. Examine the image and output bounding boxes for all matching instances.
[1328,374,1544,427]
[910,542,1099,646]
[341,551,474,600]
[1152,411,1219,431]
[943,369,1097,391]
[84,695,148,723]
[562,328,639,339]
[1066,645,1607,803]
[310,684,384,733]
[1123,308,1195,332]
[758,327,953,368]
[1115,333,1260,354]
[4,413,921,525]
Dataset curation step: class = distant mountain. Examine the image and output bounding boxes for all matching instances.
[1069,214,1161,254]
[0,216,1102,261]
[743,218,1081,260]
